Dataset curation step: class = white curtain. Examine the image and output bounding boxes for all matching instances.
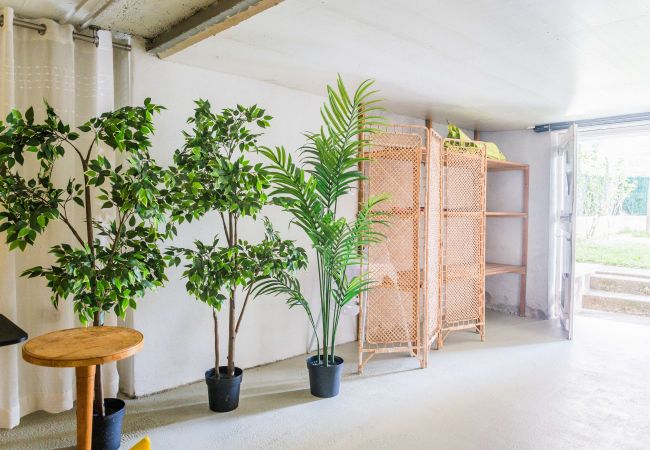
[0,7,128,429]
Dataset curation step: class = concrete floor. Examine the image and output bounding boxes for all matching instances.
[2,310,650,449]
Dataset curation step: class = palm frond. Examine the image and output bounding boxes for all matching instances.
[333,274,375,308]
[300,75,384,210]
[253,273,318,337]
[261,76,387,364]
[258,145,324,242]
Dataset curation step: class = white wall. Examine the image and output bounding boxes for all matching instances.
[129,41,343,396]
[481,130,552,318]
[128,41,430,396]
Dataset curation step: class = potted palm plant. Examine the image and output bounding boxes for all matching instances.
[0,99,169,450]
[258,77,387,398]
[165,100,307,412]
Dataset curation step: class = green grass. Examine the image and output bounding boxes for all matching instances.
[577,234,650,269]
[619,230,650,238]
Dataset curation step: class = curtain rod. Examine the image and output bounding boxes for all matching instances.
[0,15,131,51]
[533,112,650,133]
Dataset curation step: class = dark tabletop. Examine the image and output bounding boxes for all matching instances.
[0,314,28,347]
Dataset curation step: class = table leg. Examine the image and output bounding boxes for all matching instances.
[75,365,96,450]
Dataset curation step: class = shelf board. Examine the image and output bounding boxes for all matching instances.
[486,263,526,276]
[487,159,529,171]
[486,211,528,218]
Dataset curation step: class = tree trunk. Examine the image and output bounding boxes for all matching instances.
[82,157,104,417]
[213,308,220,378]
[226,213,237,378]
[93,311,105,417]
[227,286,236,377]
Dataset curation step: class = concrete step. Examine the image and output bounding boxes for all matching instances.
[589,273,650,296]
[582,289,650,316]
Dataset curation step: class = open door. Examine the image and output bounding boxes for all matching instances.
[550,124,577,339]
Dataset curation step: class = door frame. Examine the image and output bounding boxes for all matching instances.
[549,124,577,339]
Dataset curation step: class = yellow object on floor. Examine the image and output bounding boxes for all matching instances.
[446,123,507,160]
[130,436,151,450]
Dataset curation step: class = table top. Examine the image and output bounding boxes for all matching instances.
[22,326,143,368]
[0,314,28,347]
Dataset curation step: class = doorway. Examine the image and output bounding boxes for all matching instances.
[574,127,650,318]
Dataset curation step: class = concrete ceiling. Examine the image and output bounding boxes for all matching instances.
[165,0,650,131]
[5,0,650,130]
[1,0,215,38]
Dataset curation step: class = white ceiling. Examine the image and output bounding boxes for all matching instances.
[166,0,650,131]
[5,0,650,130]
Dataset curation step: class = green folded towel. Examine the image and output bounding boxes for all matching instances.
[446,123,506,161]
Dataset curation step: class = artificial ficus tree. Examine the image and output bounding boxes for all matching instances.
[0,99,170,416]
[166,219,306,378]
[165,100,306,379]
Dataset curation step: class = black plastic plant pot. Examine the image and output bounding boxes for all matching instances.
[92,398,125,450]
[306,355,344,398]
[205,367,244,412]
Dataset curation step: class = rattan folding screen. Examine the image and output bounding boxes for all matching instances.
[357,125,442,372]
[358,128,486,371]
[438,139,486,347]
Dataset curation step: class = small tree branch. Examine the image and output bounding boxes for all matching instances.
[34,188,84,247]
[83,177,95,251]
[60,215,85,247]
[109,210,131,260]
[229,213,234,247]
[84,137,96,165]
[235,284,254,334]
[219,212,231,246]
[63,137,85,163]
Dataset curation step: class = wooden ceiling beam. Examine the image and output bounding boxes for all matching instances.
[147,0,283,59]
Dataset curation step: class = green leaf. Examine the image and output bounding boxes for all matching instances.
[25,107,34,125]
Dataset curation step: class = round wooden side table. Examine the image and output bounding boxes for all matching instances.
[22,326,143,450]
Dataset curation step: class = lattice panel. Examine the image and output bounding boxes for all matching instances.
[366,214,418,343]
[368,214,418,280]
[366,288,417,343]
[445,215,483,266]
[364,131,421,211]
[445,156,484,212]
[363,128,421,345]
[443,277,482,324]
[439,139,486,345]
[359,124,433,371]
